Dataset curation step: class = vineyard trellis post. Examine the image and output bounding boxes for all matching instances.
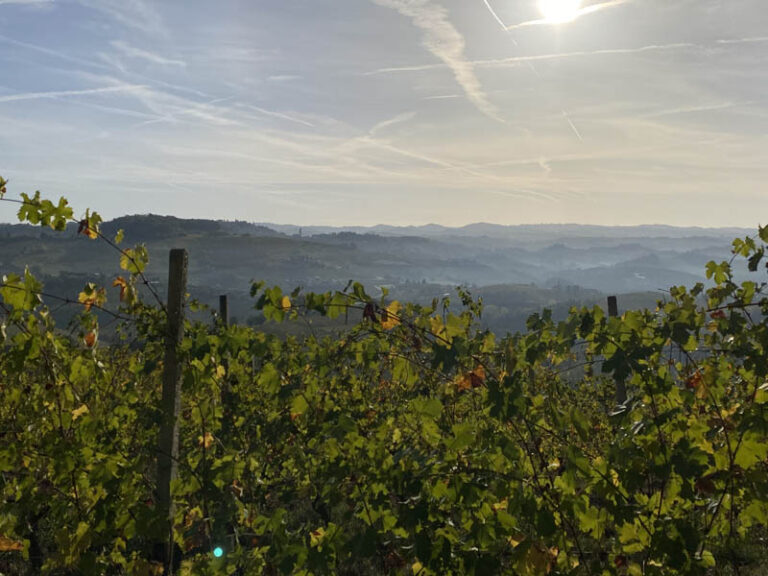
[156,248,188,575]
[219,293,233,451]
[219,294,229,327]
[607,295,618,318]
[607,295,627,404]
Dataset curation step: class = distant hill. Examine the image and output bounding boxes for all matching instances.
[259,221,750,241]
[0,215,754,334]
[102,214,284,240]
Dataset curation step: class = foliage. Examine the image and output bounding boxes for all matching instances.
[1,181,768,575]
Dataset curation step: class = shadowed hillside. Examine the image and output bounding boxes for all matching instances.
[0,215,749,333]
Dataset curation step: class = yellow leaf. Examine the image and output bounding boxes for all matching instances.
[184,506,203,528]
[215,365,226,379]
[281,295,291,310]
[429,316,444,336]
[72,404,89,420]
[198,432,214,449]
[78,291,93,310]
[310,527,325,547]
[0,535,23,551]
[78,283,105,312]
[412,561,423,574]
[755,381,768,405]
[381,301,401,330]
[119,252,131,271]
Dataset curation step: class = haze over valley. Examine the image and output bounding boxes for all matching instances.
[0,215,750,333]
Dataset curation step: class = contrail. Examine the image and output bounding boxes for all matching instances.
[482,0,511,35]
[373,0,504,123]
[562,110,584,142]
[0,33,110,71]
[244,105,316,128]
[716,36,768,45]
[0,85,146,104]
[480,0,583,143]
[481,0,519,48]
[368,43,696,75]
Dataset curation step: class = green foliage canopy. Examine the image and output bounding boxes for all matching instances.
[1,182,768,575]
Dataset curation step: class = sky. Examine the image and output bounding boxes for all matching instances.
[0,0,767,227]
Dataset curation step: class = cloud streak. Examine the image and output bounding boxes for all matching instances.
[369,111,417,135]
[111,40,186,67]
[371,0,503,122]
[369,41,703,75]
[0,32,109,70]
[239,104,316,128]
[0,85,147,104]
[76,0,165,36]
[0,0,53,5]
[481,0,510,33]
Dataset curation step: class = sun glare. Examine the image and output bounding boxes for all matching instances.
[538,0,582,23]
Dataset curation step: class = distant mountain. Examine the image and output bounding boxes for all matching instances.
[0,215,757,334]
[257,221,751,242]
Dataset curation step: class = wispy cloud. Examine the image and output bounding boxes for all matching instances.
[268,75,302,82]
[111,40,186,67]
[422,94,461,100]
[0,85,146,104]
[369,42,699,74]
[371,0,503,122]
[95,53,211,98]
[0,32,109,70]
[76,0,165,36]
[131,93,238,128]
[643,102,748,119]
[0,0,53,5]
[369,111,417,135]
[238,104,316,128]
[716,36,768,46]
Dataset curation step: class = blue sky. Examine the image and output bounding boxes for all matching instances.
[0,0,767,226]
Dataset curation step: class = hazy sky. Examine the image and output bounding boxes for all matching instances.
[0,0,767,226]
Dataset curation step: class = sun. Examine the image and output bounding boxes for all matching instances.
[537,0,583,24]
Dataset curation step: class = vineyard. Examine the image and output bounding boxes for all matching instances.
[1,179,767,575]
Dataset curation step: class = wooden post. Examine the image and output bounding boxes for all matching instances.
[219,293,232,444]
[157,249,188,575]
[219,294,229,327]
[607,295,627,404]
